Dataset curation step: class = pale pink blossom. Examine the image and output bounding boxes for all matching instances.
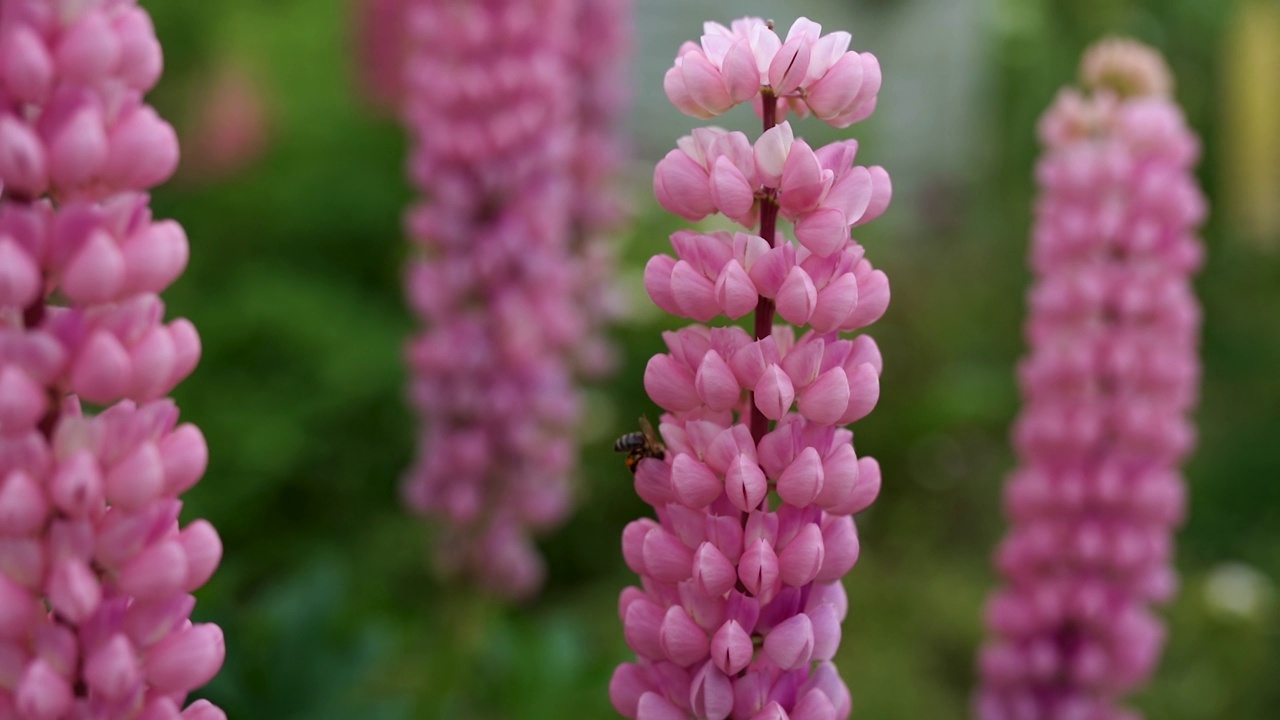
[616,15,888,720]
[399,0,628,598]
[0,1,224,716]
[976,40,1203,720]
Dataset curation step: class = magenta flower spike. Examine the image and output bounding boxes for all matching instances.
[975,39,1204,720]
[0,1,225,717]
[612,17,890,720]
[399,0,627,599]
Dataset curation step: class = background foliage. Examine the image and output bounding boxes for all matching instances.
[140,0,1279,717]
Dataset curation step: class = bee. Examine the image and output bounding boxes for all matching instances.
[614,416,666,474]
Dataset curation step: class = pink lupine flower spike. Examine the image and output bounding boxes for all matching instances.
[0,1,225,717]
[615,17,890,720]
[399,0,627,599]
[975,39,1205,720]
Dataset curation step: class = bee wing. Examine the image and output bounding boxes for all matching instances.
[638,415,665,451]
[638,415,657,441]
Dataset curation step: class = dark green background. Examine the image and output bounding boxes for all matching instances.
[141,0,1278,717]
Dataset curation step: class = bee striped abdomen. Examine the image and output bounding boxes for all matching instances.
[614,417,666,475]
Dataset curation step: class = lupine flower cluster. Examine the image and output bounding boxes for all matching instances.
[399,0,626,598]
[0,1,225,718]
[611,18,890,720]
[976,39,1204,720]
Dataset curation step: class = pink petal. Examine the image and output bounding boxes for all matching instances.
[690,661,734,720]
[0,366,46,433]
[103,106,179,190]
[794,207,849,258]
[763,613,814,670]
[809,273,859,334]
[84,634,140,700]
[681,51,733,115]
[0,572,39,638]
[129,327,177,401]
[837,363,879,424]
[753,364,795,421]
[645,354,700,412]
[710,157,756,225]
[790,689,837,720]
[654,150,715,221]
[725,453,767,513]
[178,520,222,591]
[778,140,828,216]
[753,123,794,186]
[757,421,798,479]
[780,338,824,389]
[636,692,688,720]
[693,542,737,597]
[122,219,188,295]
[721,39,761,103]
[1,27,54,103]
[671,260,721,322]
[623,595,665,660]
[695,350,741,412]
[709,620,753,675]
[768,37,812,96]
[814,443,859,510]
[143,623,224,693]
[776,446,825,507]
[0,113,49,196]
[799,367,851,425]
[104,442,164,511]
[609,663,653,719]
[775,266,817,326]
[823,166,872,224]
[842,268,889,330]
[804,53,864,120]
[622,520,656,576]
[159,423,208,496]
[46,559,100,623]
[738,538,780,602]
[643,527,694,583]
[855,165,892,226]
[746,244,793,298]
[816,516,860,582]
[0,239,41,307]
[16,659,73,719]
[47,105,107,190]
[61,230,125,304]
[671,454,722,510]
[71,327,131,399]
[660,606,710,667]
[665,65,716,119]
[808,604,842,661]
[117,539,187,599]
[778,522,825,587]
[645,255,682,316]
[714,261,758,320]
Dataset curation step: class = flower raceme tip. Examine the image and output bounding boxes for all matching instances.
[664,17,882,127]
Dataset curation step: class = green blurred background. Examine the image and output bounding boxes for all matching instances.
[140,0,1279,717]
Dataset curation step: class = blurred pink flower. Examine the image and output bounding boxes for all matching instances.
[350,0,408,111]
[0,1,224,716]
[614,15,889,720]
[976,39,1204,720]
[399,0,628,599]
[180,61,269,181]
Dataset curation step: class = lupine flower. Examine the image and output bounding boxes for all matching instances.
[179,61,269,182]
[975,39,1204,720]
[350,0,408,111]
[612,17,889,720]
[399,0,627,599]
[0,1,225,717]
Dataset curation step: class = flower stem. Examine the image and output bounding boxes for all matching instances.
[750,90,779,445]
